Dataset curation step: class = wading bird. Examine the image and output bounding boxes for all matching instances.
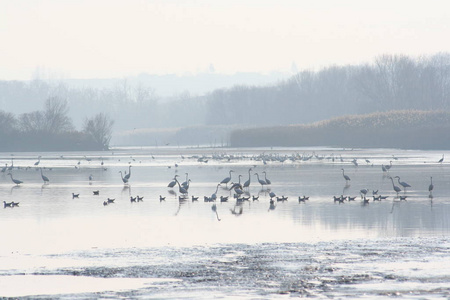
[394,176,411,191]
[254,173,267,188]
[429,177,434,194]
[262,171,271,185]
[7,173,22,185]
[119,171,129,184]
[341,168,351,183]
[40,168,49,184]
[389,177,402,195]
[220,170,234,186]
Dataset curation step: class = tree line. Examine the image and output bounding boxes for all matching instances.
[0,97,114,151]
[1,53,450,147]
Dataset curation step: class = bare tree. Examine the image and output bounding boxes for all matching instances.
[44,96,73,133]
[83,113,114,149]
[18,111,47,133]
[0,110,17,134]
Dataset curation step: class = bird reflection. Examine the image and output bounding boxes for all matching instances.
[10,185,21,194]
[230,205,243,216]
[268,199,276,211]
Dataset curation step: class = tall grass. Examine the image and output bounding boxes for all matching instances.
[230,110,450,149]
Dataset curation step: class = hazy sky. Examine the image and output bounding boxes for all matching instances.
[1,0,449,80]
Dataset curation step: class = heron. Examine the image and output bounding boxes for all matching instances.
[438,154,444,163]
[175,177,188,195]
[40,168,49,184]
[429,177,434,194]
[211,183,221,201]
[388,177,402,195]
[229,175,243,190]
[220,170,234,186]
[7,173,22,185]
[168,175,179,188]
[124,165,132,181]
[243,168,252,189]
[385,161,393,171]
[341,168,351,182]
[181,173,189,188]
[119,171,129,184]
[34,156,41,166]
[394,176,411,190]
[262,171,271,185]
[254,173,267,188]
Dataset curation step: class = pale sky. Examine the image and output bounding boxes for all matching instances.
[1,0,449,80]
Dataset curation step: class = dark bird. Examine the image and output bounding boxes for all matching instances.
[93,190,100,195]
[107,198,115,203]
[160,195,166,201]
[72,193,80,198]
[3,201,13,208]
[130,196,137,202]
[191,195,199,202]
[137,195,144,202]
[252,195,259,201]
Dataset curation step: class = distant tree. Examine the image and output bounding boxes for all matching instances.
[83,113,114,149]
[0,110,17,134]
[44,96,74,133]
[18,111,47,133]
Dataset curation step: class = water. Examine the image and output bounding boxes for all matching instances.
[0,147,449,298]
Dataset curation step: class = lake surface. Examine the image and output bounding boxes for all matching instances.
[0,147,449,298]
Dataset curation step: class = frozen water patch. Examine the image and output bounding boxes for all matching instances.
[0,275,179,297]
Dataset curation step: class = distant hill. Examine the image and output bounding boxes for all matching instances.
[230,110,450,150]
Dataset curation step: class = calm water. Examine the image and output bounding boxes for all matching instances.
[0,147,449,298]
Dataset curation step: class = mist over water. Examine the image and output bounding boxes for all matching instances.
[0,147,449,298]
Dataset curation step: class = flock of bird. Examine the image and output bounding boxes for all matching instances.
[1,151,443,213]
